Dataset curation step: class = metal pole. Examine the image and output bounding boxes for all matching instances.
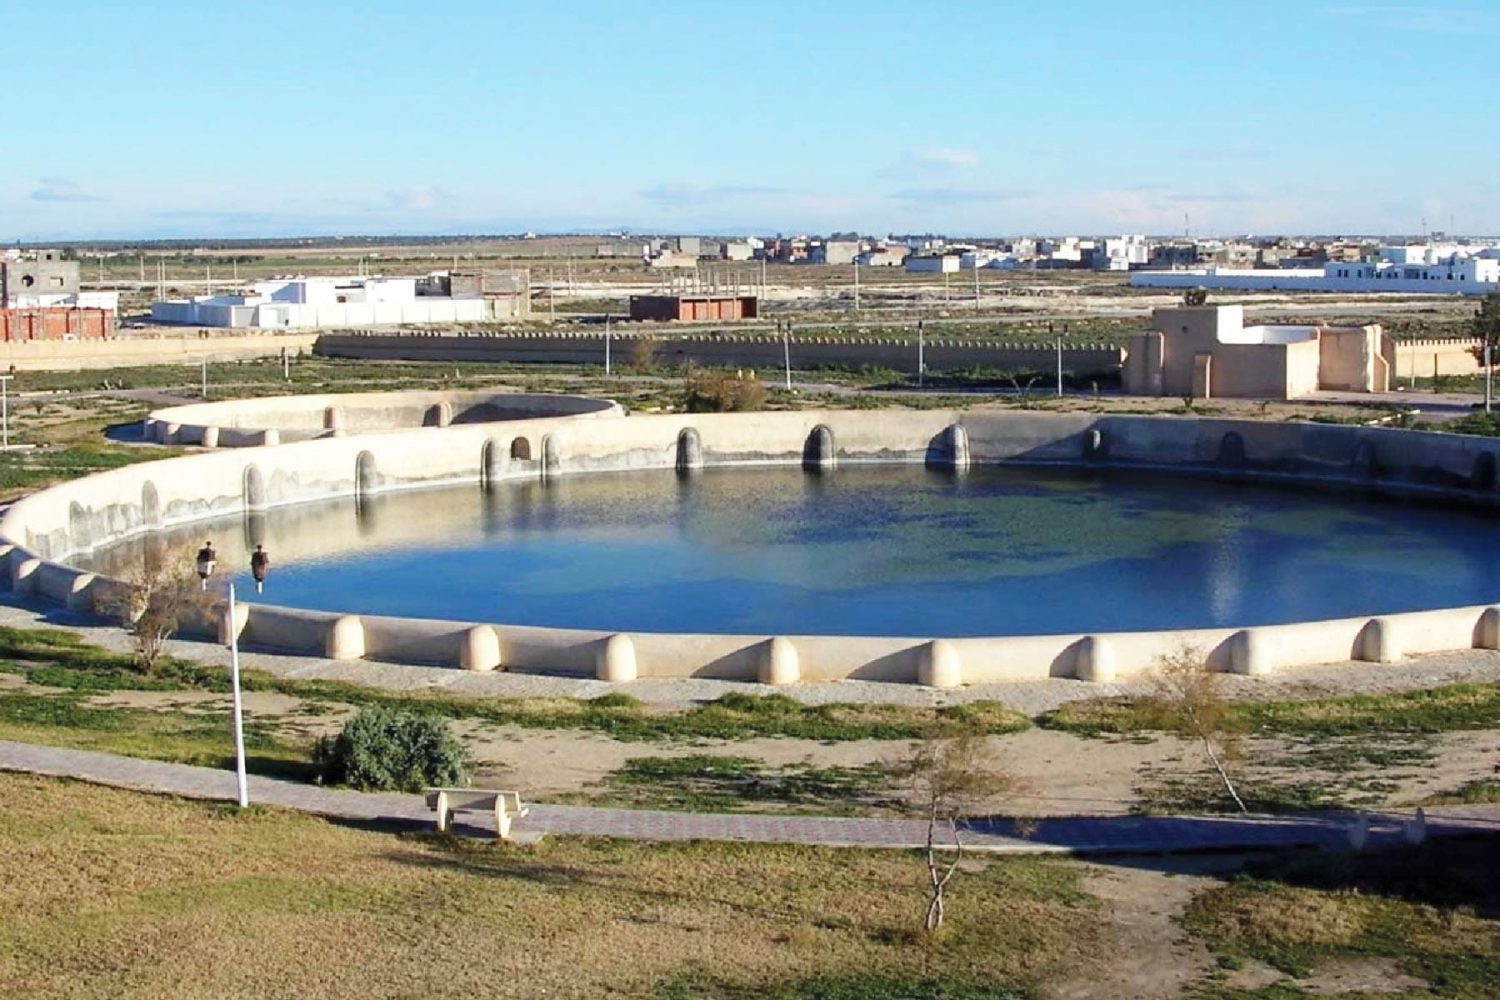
[1056,336,1064,397]
[201,357,207,400]
[918,320,925,388]
[1487,343,1493,414]
[783,321,792,391]
[761,256,767,299]
[853,261,860,311]
[227,583,249,808]
[548,269,555,322]
[605,314,612,375]
[1,376,10,450]
[973,264,980,310]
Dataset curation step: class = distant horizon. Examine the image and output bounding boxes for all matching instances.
[6,1,1497,241]
[9,229,1500,251]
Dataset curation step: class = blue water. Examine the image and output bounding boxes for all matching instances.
[79,466,1500,636]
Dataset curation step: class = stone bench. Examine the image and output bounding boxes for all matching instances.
[426,787,529,841]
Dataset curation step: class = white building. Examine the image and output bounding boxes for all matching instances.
[904,254,962,274]
[150,275,491,329]
[1131,253,1500,296]
[1092,235,1150,271]
[855,246,910,267]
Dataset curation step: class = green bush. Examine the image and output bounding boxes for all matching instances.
[313,707,468,792]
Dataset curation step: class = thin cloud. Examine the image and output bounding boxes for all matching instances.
[913,148,980,169]
[639,184,786,207]
[1326,4,1500,34]
[888,187,1028,206]
[30,178,102,203]
[383,184,448,212]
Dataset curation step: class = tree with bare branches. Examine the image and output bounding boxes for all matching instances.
[95,541,217,674]
[891,727,1023,933]
[1142,646,1247,813]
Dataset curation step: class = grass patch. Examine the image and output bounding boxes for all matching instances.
[1042,684,1500,739]
[0,688,314,781]
[581,754,898,815]
[1182,841,1500,996]
[0,624,1031,743]
[0,772,1104,999]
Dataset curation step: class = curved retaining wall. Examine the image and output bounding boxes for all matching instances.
[7,406,1500,688]
[144,389,623,447]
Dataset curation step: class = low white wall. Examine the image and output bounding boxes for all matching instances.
[7,404,1500,687]
[145,390,623,447]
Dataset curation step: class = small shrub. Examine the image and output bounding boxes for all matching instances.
[313,707,468,792]
[684,370,766,412]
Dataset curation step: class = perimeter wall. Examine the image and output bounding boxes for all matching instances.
[6,406,1500,688]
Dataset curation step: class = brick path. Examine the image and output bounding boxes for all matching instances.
[4,739,1499,855]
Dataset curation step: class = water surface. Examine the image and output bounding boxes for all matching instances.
[75,466,1500,636]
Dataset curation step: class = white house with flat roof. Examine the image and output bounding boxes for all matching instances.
[151,275,489,329]
[1131,253,1500,295]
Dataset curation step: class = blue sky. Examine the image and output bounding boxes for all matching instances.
[5,1,1497,240]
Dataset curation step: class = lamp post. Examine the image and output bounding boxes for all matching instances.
[195,541,216,590]
[250,545,270,595]
[0,374,11,450]
[224,580,249,808]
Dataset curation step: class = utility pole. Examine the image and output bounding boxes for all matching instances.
[1056,335,1064,397]
[548,268,555,322]
[761,256,767,299]
[782,320,792,391]
[202,357,208,400]
[138,254,145,283]
[944,269,951,302]
[918,320,925,388]
[604,314,612,375]
[0,375,11,450]
[853,261,860,311]
[1486,342,1493,414]
[205,266,211,297]
[973,263,980,310]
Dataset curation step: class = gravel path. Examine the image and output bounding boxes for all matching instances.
[3,738,1498,855]
[8,598,1500,716]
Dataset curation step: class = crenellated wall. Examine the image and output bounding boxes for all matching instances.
[7,402,1500,688]
[314,329,1127,378]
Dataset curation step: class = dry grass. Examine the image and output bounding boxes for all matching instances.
[0,773,1105,999]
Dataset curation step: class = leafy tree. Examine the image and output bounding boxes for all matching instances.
[1470,293,1500,364]
[314,707,469,792]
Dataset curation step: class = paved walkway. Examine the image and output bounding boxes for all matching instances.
[6,739,1500,856]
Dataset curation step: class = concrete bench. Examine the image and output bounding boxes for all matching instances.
[426,787,529,841]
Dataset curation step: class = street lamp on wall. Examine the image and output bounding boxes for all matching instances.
[195,541,216,590]
[250,545,270,595]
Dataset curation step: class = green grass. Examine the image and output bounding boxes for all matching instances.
[582,754,898,815]
[0,687,314,780]
[0,772,1103,999]
[657,973,1030,999]
[1182,842,1500,997]
[1042,683,1500,739]
[0,625,1030,744]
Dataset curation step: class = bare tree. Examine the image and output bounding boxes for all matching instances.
[1142,646,1247,813]
[628,335,660,375]
[1007,373,1041,409]
[95,541,216,674]
[892,727,1023,933]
